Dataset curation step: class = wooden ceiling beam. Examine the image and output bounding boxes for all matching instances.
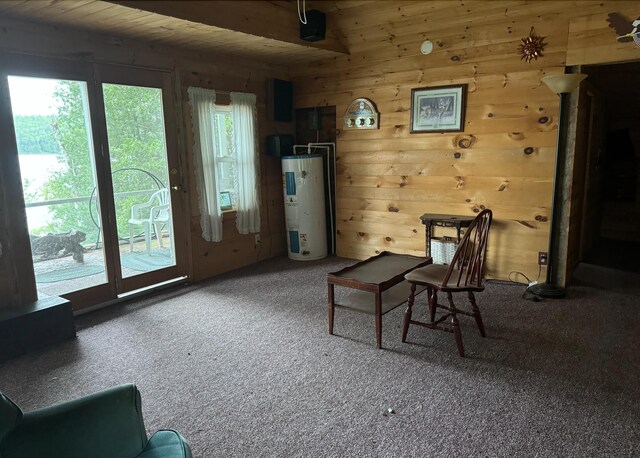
[109,0,349,55]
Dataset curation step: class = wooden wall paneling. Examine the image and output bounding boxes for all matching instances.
[293,64,570,115]
[344,24,570,64]
[324,1,555,41]
[338,147,555,164]
[291,1,634,281]
[336,132,558,153]
[487,224,550,281]
[338,176,553,207]
[337,158,554,179]
[336,196,549,221]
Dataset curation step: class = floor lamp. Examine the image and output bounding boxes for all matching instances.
[529,72,587,299]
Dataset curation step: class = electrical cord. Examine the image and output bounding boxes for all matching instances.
[508,265,543,302]
[297,0,307,24]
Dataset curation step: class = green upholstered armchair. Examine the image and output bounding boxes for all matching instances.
[0,384,192,458]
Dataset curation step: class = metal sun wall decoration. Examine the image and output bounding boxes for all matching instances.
[343,98,379,130]
[518,27,547,63]
[607,12,640,48]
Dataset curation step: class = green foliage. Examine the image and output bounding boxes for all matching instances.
[41,81,170,243]
[13,115,60,154]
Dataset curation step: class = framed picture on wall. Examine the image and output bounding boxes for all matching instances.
[410,84,467,133]
[219,191,232,211]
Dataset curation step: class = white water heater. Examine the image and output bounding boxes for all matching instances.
[282,154,327,260]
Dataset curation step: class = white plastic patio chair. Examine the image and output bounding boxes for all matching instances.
[128,189,172,254]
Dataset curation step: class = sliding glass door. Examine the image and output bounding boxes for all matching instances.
[2,56,186,308]
[8,75,109,298]
[97,65,184,291]
[104,82,176,280]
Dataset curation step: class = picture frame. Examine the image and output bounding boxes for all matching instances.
[219,191,232,211]
[410,84,467,133]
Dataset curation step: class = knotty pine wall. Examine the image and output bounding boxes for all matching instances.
[291,0,640,282]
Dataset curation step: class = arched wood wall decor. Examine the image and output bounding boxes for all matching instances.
[343,98,379,130]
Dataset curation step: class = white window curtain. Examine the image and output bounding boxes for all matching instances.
[187,87,222,242]
[230,92,260,234]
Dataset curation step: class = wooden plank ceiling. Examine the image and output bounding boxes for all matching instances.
[0,0,597,67]
[0,0,352,64]
[2,1,637,67]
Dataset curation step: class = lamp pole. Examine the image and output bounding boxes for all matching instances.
[529,73,587,299]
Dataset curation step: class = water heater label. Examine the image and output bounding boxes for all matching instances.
[285,172,296,195]
[289,231,300,253]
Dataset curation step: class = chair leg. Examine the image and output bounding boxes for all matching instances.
[154,222,164,248]
[402,283,416,342]
[428,288,437,323]
[144,223,151,255]
[166,219,173,254]
[468,291,486,337]
[447,292,465,357]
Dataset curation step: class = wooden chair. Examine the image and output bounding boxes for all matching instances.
[403,209,493,356]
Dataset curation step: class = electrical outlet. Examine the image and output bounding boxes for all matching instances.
[254,234,261,246]
[538,251,548,266]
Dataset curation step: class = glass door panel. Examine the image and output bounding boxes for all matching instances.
[8,75,108,298]
[102,83,176,279]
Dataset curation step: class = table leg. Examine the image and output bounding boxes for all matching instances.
[375,292,382,349]
[328,283,335,335]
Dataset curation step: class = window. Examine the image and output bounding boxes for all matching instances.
[212,106,238,209]
[187,87,260,242]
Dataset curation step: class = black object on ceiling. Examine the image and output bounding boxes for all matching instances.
[300,10,326,42]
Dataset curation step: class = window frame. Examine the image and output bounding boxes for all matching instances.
[211,104,238,210]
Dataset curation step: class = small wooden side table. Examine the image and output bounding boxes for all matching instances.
[327,251,432,349]
[420,214,474,260]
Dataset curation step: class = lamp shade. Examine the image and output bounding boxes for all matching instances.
[541,74,587,94]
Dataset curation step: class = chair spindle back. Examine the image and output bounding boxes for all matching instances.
[442,209,493,288]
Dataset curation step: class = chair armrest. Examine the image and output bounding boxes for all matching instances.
[131,202,149,220]
[136,430,193,458]
[150,204,170,220]
[1,384,148,458]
